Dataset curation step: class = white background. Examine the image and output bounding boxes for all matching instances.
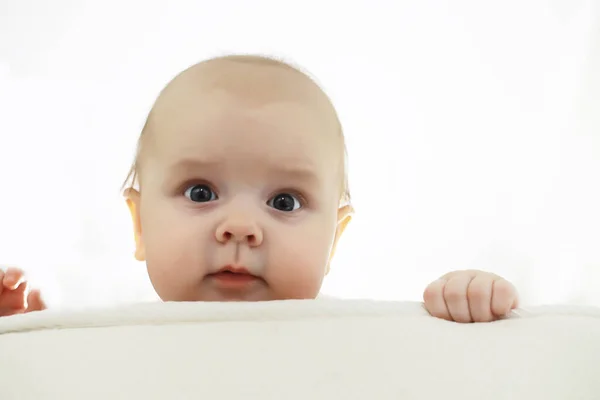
[0,0,599,309]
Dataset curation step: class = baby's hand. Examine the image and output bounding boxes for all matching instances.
[0,267,47,317]
[423,270,518,323]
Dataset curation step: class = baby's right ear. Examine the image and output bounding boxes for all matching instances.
[124,188,146,261]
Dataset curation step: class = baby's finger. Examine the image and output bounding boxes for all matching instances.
[3,267,26,290]
[423,279,452,320]
[444,273,475,323]
[0,281,28,312]
[0,270,4,295]
[467,275,494,322]
[25,289,47,312]
[491,279,518,317]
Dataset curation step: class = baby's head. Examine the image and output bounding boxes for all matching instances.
[123,55,352,301]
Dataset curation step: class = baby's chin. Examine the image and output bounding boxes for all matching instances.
[199,286,318,302]
[158,286,317,302]
[199,290,274,302]
[154,283,276,302]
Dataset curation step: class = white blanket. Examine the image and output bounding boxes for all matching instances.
[1,299,599,399]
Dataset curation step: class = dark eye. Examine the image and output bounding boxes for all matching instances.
[184,184,217,203]
[267,193,301,212]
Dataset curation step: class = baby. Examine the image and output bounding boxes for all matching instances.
[0,55,519,323]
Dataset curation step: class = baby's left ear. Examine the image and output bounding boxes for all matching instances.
[325,204,353,275]
[336,204,353,235]
[124,188,146,262]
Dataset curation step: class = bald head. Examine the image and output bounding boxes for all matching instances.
[123,54,349,204]
[150,55,339,134]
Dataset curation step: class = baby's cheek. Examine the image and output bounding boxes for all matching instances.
[271,264,324,299]
[268,234,331,299]
[144,224,202,301]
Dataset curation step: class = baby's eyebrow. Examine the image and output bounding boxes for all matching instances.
[166,158,221,175]
[166,157,321,185]
[270,164,320,185]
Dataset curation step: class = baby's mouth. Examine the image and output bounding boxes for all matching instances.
[207,267,262,289]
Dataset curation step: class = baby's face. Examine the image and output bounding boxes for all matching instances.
[127,62,349,301]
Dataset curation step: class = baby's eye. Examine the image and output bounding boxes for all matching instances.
[267,193,302,212]
[184,184,218,203]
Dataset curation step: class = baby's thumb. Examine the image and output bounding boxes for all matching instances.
[25,289,47,312]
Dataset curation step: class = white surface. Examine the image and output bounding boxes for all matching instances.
[1,299,599,399]
[0,1,599,307]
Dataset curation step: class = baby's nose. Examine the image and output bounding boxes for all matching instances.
[215,217,263,247]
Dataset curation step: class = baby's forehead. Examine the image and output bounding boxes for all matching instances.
[156,58,331,111]
[146,59,341,158]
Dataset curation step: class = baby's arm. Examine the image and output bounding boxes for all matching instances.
[0,267,46,317]
[423,270,518,323]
